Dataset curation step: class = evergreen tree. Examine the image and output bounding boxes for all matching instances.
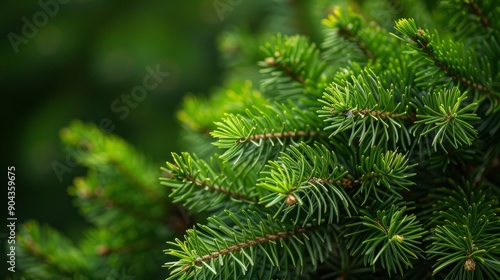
[15,0,500,279]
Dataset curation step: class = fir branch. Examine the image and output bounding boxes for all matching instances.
[259,34,327,101]
[321,8,372,66]
[428,210,500,278]
[161,152,260,212]
[345,201,426,277]
[188,228,308,267]
[394,18,500,104]
[353,146,416,203]
[165,210,334,280]
[410,87,480,152]
[212,101,327,164]
[17,221,91,278]
[258,143,354,226]
[466,1,490,29]
[318,70,414,150]
[321,8,399,67]
[426,180,500,278]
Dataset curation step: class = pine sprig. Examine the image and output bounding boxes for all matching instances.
[177,81,266,159]
[345,202,426,277]
[212,101,326,165]
[318,69,414,150]
[354,147,416,203]
[321,7,399,68]
[17,221,91,279]
[410,87,480,152]
[441,0,500,40]
[164,210,335,280]
[258,34,327,101]
[160,152,260,213]
[426,181,500,278]
[257,143,354,226]
[394,18,500,111]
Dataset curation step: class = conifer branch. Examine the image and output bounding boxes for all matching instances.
[161,152,260,212]
[410,87,480,151]
[165,210,333,279]
[426,181,500,277]
[73,178,167,225]
[258,143,354,225]
[318,70,413,149]
[259,34,326,100]
[237,129,322,143]
[187,227,309,270]
[412,28,492,97]
[166,164,258,204]
[321,7,399,67]
[466,1,489,29]
[394,18,500,104]
[212,102,327,164]
[345,202,426,276]
[336,26,374,61]
[264,56,305,84]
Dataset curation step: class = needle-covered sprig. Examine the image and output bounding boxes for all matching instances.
[410,87,479,152]
[164,210,336,280]
[160,152,261,213]
[257,143,354,226]
[345,201,426,277]
[318,69,414,151]
[426,181,500,278]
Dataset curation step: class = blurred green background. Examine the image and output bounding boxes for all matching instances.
[1,0,275,274]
